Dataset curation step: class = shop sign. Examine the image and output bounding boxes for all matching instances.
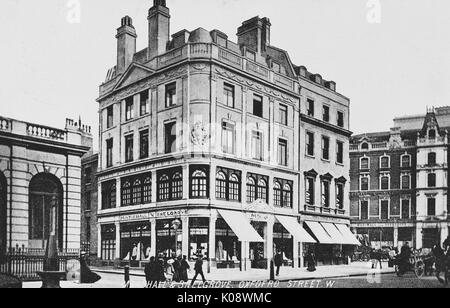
[247,212,271,222]
[150,209,188,219]
[119,213,150,222]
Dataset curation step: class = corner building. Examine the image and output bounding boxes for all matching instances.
[96,1,357,270]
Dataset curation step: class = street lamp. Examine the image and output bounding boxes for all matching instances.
[171,219,181,257]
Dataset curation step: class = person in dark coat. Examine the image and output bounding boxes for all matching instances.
[180,255,190,282]
[79,253,101,284]
[144,257,155,287]
[173,256,182,282]
[274,250,283,276]
[306,249,316,272]
[443,236,450,254]
[399,242,412,273]
[190,255,206,287]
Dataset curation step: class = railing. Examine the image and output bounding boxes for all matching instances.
[371,142,387,149]
[0,117,12,132]
[0,247,80,281]
[304,205,346,216]
[246,61,269,79]
[218,47,242,69]
[274,72,294,90]
[189,43,211,57]
[349,144,359,151]
[27,123,66,141]
[157,46,185,67]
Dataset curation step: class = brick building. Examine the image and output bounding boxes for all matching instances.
[81,153,98,259]
[95,0,358,270]
[350,107,450,250]
[0,117,91,253]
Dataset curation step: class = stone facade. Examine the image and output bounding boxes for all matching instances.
[81,153,98,258]
[350,107,450,250]
[95,1,353,269]
[0,117,91,252]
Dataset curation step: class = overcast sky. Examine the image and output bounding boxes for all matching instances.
[1,0,450,150]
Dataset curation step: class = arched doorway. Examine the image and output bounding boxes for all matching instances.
[0,171,7,259]
[28,173,63,250]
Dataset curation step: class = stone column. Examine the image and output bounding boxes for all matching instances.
[182,216,189,257]
[241,170,248,204]
[241,241,248,271]
[151,170,157,203]
[115,222,121,260]
[393,225,399,249]
[293,240,299,268]
[298,241,304,268]
[150,219,156,258]
[265,218,274,270]
[97,223,102,260]
[209,214,217,266]
[440,222,449,246]
[182,165,189,200]
[415,223,422,249]
[116,177,121,208]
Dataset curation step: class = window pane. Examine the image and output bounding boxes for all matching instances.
[253,95,263,117]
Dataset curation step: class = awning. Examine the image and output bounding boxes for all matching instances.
[276,216,316,243]
[335,224,361,246]
[321,223,347,245]
[218,210,264,242]
[304,221,334,244]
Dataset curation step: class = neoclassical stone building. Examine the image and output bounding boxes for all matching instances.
[96,0,357,270]
[0,117,91,254]
[350,107,450,249]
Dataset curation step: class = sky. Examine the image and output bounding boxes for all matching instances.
[1,0,450,151]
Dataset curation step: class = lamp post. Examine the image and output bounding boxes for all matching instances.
[171,219,181,257]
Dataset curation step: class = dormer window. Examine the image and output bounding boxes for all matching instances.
[361,143,369,150]
[428,129,436,140]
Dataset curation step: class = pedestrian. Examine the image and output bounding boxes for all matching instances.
[306,249,316,272]
[131,243,138,261]
[443,235,450,254]
[173,256,182,283]
[274,250,283,276]
[165,258,175,282]
[180,255,190,282]
[144,257,155,288]
[190,254,206,287]
[157,255,166,285]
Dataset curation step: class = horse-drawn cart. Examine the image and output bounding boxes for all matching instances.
[391,250,426,278]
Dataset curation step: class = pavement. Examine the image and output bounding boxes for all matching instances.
[23,261,396,288]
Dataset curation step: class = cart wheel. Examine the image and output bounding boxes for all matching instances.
[414,260,425,278]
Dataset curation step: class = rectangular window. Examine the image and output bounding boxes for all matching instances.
[125,97,134,121]
[107,105,114,129]
[165,122,177,154]
[321,180,330,207]
[84,167,92,184]
[427,198,436,216]
[306,132,315,156]
[360,158,369,170]
[401,199,410,219]
[336,141,344,164]
[221,122,235,154]
[85,191,91,211]
[279,104,288,126]
[251,131,263,160]
[278,139,288,166]
[140,130,149,159]
[253,95,263,118]
[380,156,390,169]
[125,135,134,163]
[307,99,314,117]
[101,181,116,210]
[165,82,177,107]
[322,136,330,160]
[106,138,113,168]
[401,175,410,190]
[336,183,345,210]
[305,177,315,205]
[337,111,344,128]
[401,155,411,168]
[360,175,369,191]
[381,200,389,220]
[140,90,149,116]
[361,201,369,220]
[380,176,390,190]
[428,173,436,188]
[322,105,330,122]
[223,83,235,108]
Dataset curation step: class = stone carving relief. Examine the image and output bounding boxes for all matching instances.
[191,122,210,146]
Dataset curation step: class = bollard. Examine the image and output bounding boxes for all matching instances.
[124,266,130,288]
[270,260,275,281]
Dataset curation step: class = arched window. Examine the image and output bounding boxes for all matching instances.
[191,170,208,198]
[380,155,390,169]
[257,179,268,202]
[132,179,142,205]
[247,177,256,203]
[158,174,170,201]
[143,176,152,204]
[282,184,292,208]
[172,173,183,200]
[216,172,227,200]
[360,157,370,170]
[429,129,436,140]
[29,173,63,250]
[361,143,369,150]
[274,182,282,207]
[0,172,7,259]
[401,154,411,168]
[121,180,132,206]
[229,174,240,201]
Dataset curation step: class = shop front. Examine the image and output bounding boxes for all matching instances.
[189,217,209,260]
[120,222,152,261]
[273,223,293,267]
[215,218,241,269]
[156,219,183,258]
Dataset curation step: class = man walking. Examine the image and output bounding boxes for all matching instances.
[190,254,206,287]
[274,250,283,277]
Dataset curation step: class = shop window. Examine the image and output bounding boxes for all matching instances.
[189,218,209,260]
[120,223,151,260]
[101,225,116,261]
[156,219,182,258]
[215,168,241,202]
[216,219,241,266]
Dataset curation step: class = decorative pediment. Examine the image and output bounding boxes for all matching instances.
[320,173,334,181]
[335,176,347,184]
[113,63,155,91]
[245,199,275,213]
[304,169,318,178]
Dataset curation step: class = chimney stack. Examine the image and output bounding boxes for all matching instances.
[148,0,171,60]
[116,16,137,74]
[237,16,271,54]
